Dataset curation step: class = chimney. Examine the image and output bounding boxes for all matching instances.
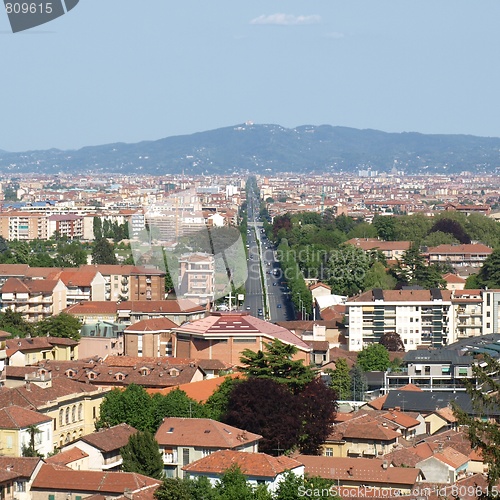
[382,460,388,469]
[347,467,353,476]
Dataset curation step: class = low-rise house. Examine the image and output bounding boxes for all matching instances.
[78,322,125,359]
[0,457,43,500]
[123,317,177,357]
[59,268,107,304]
[0,329,9,372]
[61,423,138,471]
[0,405,52,457]
[183,450,303,494]
[45,446,89,470]
[297,455,423,494]
[321,413,401,458]
[155,417,261,478]
[30,463,161,500]
[416,445,469,484]
[425,243,493,269]
[6,337,78,367]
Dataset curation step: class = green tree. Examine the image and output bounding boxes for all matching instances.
[92,238,118,265]
[373,215,397,241]
[152,388,207,430]
[96,384,155,432]
[356,344,390,371]
[21,424,43,457]
[275,471,306,500]
[239,339,315,393]
[93,217,103,240]
[327,358,351,400]
[121,430,164,479]
[0,309,34,337]
[453,355,500,496]
[477,248,500,289]
[215,465,271,500]
[55,240,87,267]
[35,313,82,341]
[204,376,242,421]
[350,364,368,402]
[363,261,396,291]
[154,478,193,500]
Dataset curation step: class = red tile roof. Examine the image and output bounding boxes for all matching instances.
[155,418,261,448]
[147,374,243,402]
[79,423,138,453]
[31,464,161,493]
[182,450,302,478]
[45,447,89,465]
[0,457,42,478]
[124,317,178,333]
[0,405,51,429]
[297,455,420,486]
[174,312,311,351]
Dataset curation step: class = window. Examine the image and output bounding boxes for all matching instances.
[459,368,468,376]
[325,447,333,457]
[6,436,13,449]
[78,403,83,421]
[72,406,76,423]
[182,448,190,466]
[49,494,55,500]
[59,409,64,427]
[15,482,26,492]
[66,407,70,425]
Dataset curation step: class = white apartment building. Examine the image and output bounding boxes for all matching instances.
[346,288,500,352]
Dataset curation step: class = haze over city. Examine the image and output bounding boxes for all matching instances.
[2,0,500,151]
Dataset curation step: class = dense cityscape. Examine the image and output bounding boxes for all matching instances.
[0,167,499,499]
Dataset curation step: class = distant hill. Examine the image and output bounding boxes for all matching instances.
[1,123,500,175]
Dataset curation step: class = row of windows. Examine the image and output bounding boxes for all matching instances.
[58,404,83,427]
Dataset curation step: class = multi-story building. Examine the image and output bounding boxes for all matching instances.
[425,243,493,269]
[0,278,68,322]
[346,288,454,351]
[383,350,475,393]
[0,212,48,241]
[47,214,84,239]
[178,252,215,306]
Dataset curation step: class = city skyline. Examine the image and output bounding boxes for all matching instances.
[1,1,500,152]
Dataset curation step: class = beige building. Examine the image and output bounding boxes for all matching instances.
[124,317,177,357]
[155,417,261,478]
[0,278,67,322]
[0,371,109,451]
[178,252,215,306]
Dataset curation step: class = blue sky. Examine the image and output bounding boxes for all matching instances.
[1,0,500,151]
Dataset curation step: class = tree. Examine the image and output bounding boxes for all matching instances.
[297,379,337,455]
[363,261,396,291]
[327,358,351,400]
[35,313,82,341]
[239,339,315,393]
[215,465,271,500]
[379,331,405,352]
[55,240,87,267]
[92,238,118,265]
[121,430,164,479]
[373,215,397,241]
[327,245,373,296]
[154,478,193,500]
[428,218,471,244]
[477,248,500,289]
[96,384,155,432]
[22,424,42,457]
[350,364,368,402]
[204,376,242,421]
[0,309,34,337]
[223,378,301,455]
[152,388,207,430]
[453,355,500,497]
[356,344,390,371]
[93,217,103,240]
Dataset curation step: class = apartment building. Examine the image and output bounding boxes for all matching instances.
[425,243,493,268]
[178,252,215,306]
[346,288,454,351]
[47,214,84,239]
[346,238,412,261]
[0,278,67,322]
[0,212,48,241]
[346,288,500,351]
[79,265,165,301]
[383,350,474,393]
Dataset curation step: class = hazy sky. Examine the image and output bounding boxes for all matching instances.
[1,1,500,151]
